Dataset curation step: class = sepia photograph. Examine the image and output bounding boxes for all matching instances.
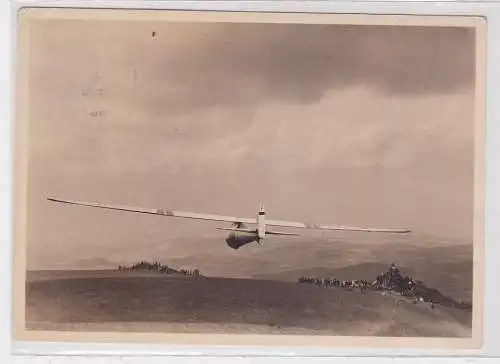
[13,8,485,348]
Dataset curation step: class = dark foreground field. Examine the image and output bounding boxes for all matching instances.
[25,270,472,337]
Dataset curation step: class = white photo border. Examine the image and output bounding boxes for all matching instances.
[3,0,500,360]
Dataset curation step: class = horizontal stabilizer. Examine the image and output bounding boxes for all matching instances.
[216,227,257,234]
[265,230,301,236]
[216,227,300,237]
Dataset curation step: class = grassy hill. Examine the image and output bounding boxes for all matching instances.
[25,271,472,337]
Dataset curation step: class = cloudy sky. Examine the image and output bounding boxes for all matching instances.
[24,18,477,269]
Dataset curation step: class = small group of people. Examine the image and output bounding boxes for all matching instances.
[379,263,424,297]
[179,268,202,277]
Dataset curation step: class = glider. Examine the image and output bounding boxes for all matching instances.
[47,197,411,250]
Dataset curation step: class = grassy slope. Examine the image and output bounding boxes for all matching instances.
[25,272,472,337]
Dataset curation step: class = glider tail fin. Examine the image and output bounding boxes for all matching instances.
[257,202,266,239]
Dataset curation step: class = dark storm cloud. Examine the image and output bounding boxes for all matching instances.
[29,20,476,119]
[140,23,475,116]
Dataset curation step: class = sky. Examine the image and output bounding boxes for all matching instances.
[24,18,477,269]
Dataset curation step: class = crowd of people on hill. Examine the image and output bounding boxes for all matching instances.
[297,276,371,292]
[297,264,420,297]
[116,260,203,277]
[302,263,473,311]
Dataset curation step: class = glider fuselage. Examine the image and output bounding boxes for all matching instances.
[225,231,259,249]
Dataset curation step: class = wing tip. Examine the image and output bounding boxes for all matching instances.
[47,197,76,205]
[47,197,67,203]
[398,229,412,234]
[376,229,411,233]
